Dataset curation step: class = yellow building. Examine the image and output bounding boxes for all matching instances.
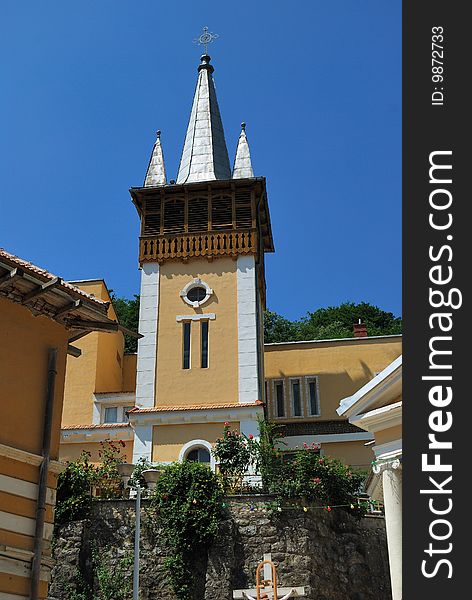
[265,334,402,469]
[0,249,119,600]
[57,52,402,475]
[60,280,136,465]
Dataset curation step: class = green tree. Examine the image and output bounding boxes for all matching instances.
[264,302,402,343]
[263,310,300,343]
[110,294,140,352]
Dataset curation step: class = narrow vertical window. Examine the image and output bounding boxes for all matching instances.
[201,320,209,368]
[308,378,320,416]
[291,379,302,416]
[104,407,118,423]
[183,322,191,369]
[275,381,285,417]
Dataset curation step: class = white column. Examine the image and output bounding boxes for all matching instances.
[240,416,262,487]
[132,424,153,463]
[381,461,402,600]
[136,263,159,409]
[237,256,259,404]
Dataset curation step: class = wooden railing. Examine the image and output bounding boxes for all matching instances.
[139,229,258,263]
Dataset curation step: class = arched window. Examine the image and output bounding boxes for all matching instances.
[179,439,215,470]
[186,447,211,463]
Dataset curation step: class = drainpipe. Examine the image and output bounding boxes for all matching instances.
[30,348,58,600]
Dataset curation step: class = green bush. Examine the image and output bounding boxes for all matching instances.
[212,422,252,492]
[279,449,366,511]
[148,461,223,600]
[55,451,96,525]
[213,419,366,516]
[55,441,126,525]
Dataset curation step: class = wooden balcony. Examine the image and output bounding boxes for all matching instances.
[139,228,258,263]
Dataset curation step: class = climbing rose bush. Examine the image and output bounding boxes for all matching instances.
[212,423,253,492]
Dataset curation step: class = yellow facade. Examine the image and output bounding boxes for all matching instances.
[62,280,125,427]
[375,423,402,447]
[156,258,239,406]
[152,422,240,463]
[61,440,133,465]
[264,336,402,422]
[321,441,373,469]
[122,354,137,392]
[0,299,69,458]
[264,336,402,469]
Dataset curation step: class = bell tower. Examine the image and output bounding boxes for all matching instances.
[129,50,274,464]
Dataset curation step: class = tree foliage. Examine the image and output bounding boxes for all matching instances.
[147,461,223,600]
[264,301,402,343]
[55,441,126,525]
[110,294,140,353]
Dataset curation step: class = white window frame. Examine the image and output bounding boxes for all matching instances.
[180,278,213,308]
[271,379,287,419]
[182,320,191,369]
[101,405,133,424]
[200,319,210,369]
[179,439,216,471]
[289,377,304,418]
[305,376,321,417]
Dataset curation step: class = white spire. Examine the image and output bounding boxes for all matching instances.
[232,122,254,179]
[144,130,166,187]
[176,55,231,184]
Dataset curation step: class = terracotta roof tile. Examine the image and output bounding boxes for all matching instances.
[61,423,131,430]
[130,401,263,414]
[0,248,108,308]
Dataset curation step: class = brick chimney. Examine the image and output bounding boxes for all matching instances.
[353,320,368,338]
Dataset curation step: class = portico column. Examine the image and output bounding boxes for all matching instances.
[374,459,402,600]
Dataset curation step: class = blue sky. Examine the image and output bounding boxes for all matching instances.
[0,1,401,320]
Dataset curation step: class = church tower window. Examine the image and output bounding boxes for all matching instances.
[182,322,191,369]
[201,320,209,368]
[180,278,213,308]
[163,198,185,234]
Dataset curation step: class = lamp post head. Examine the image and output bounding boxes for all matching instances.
[117,463,135,489]
[142,469,163,491]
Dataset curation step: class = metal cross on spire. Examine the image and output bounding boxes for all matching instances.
[194,26,219,54]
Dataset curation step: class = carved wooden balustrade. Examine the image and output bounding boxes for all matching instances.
[139,228,258,263]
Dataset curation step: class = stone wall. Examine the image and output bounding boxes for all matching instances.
[48,497,391,600]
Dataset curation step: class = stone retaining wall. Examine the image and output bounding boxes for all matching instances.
[48,497,391,600]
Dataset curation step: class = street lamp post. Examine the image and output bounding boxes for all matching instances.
[117,463,162,600]
[133,482,141,600]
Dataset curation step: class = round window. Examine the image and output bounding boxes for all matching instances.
[186,286,207,303]
[180,278,213,308]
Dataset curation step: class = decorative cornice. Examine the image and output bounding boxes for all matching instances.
[350,401,402,433]
[128,403,264,426]
[61,425,134,444]
[176,313,216,322]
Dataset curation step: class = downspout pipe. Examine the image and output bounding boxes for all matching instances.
[30,348,58,600]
